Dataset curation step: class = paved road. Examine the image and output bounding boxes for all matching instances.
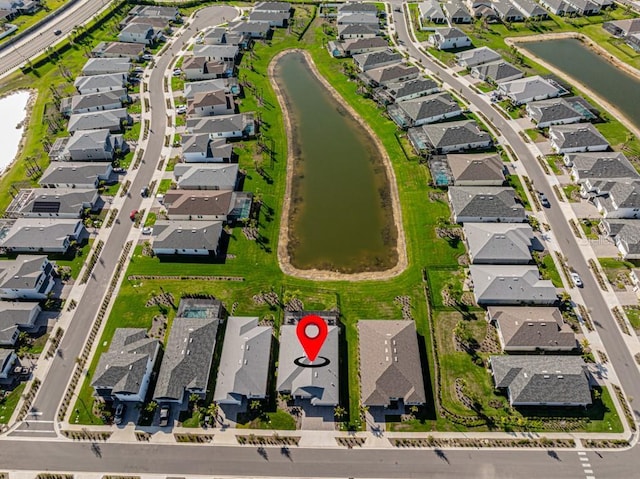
[15,4,237,427]
[0,440,600,478]
[0,0,112,77]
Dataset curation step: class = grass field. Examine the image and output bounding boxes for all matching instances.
[0,383,26,424]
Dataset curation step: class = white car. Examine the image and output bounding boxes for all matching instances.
[142,54,153,61]
[142,227,153,235]
[176,105,187,114]
[172,69,182,76]
[570,272,583,288]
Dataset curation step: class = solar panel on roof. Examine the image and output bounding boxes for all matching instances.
[32,201,61,213]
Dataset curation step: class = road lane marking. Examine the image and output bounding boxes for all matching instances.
[585,470,593,474]
[578,452,586,456]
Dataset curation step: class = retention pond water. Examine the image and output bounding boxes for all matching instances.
[0,91,31,175]
[274,51,398,273]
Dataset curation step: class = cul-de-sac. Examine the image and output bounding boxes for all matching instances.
[0,0,640,477]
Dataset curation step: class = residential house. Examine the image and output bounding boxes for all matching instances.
[276,313,339,407]
[60,89,127,116]
[182,56,234,80]
[181,134,234,163]
[492,0,524,22]
[193,45,240,63]
[448,186,526,223]
[408,119,492,154]
[383,78,440,103]
[81,58,131,76]
[538,0,576,15]
[228,20,272,39]
[418,0,447,27]
[174,163,239,190]
[337,2,378,14]
[603,19,640,38]
[549,124,609,153]
[67,108,130,134]
[153,299,223,403]
[337,23,379,39]
[92,329,161,402]
[187,90,235,117]
[353,50,401,72]
[39,162,112,189]
[470,265,557,306]
[511,0,548,18]
[92,42,145,60]
[202,28,251,48]
[498,75,562,105]
[0,219,86,254]
[565,0,600,15]
[627,33,640,52]
[213,317,272,406]
[447,153,506,186]
[253,1,291,13]
[127,5,179,21]
[429,27,472,50]
[489,355,592,406]
[456,46,501,68]
[4,188,99,219]
[565,152,639,183]
[0,255,56,300]
[74,73,128,95]
[342,37,389,56]
[390,92,463,128]
[443,0,473,22]
[600,219,640,259]
[471,60,524,84]
[487,307,576,352]
[127,15,172,30]
[248,11,290,27]
[337,12,379,25]
[586,180,640,219]
[162,190,236,221]
[357,320,426,408]
[0,350,17,380]
[184,78,240,99]
[185,113,255,138]
[463,222,534,263]
[118,23,159,45]
[152,220,223,256]
[49,129,126,162]
[365,63,420,87]
[0,302,41,347]
[526,98,583,128]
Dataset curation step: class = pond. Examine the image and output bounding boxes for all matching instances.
[274,52,397,273]
[0,91,31,175]
[521,38,640,130]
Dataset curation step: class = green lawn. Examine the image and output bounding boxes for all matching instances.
[506,174,531,210]
[546,155,563,175]
[123,121,141,142]
[475,82,495,93]
[52,239,93,279]
[525,128,545,143]
[580,218,600,240]
[539,252,564,288]
[237,409,297,430]
[0,383,26,424]
[171,76,185,93]
[623,306,640,331]
[563,184,581,203]
[598,257,634,286]
[157,179,173,194]
[144,212,157,227]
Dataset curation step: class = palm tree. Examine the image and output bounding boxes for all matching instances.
[333,405,346,420]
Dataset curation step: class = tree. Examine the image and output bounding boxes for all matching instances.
[250,400,262,412]
[189,393,200,406]
[206,402,218,417]
[145,401,158,414]
[333,405,346,420]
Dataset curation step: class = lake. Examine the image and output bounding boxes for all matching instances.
[0,91,31,175]
[274,52,397,273]
[521,38,640,130]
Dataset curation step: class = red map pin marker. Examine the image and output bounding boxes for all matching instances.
[296,315,328,362]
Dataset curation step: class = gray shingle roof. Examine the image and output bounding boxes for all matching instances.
[249,11,290,22]
[358,320,426,407]
[0,218,83,252]
[82,58,130,75]
[470,265,557,305]
[448,186,525,221]
[447,153,505,184]
[386,78,439,101]
[92,328,159,395]
[74,74,127,94]
[69,89,125,111]
[174,163,238,190]
[0,302,40,345]
[490,355,591,406]
[605,220,640,254]
[499,75,561,104]
[154,315,219,402]
[163,190,235,218]
[11,188,98,217]
[353,50,401,70]
[181,135,233,160]
[338,2,378,13]
[398,92,462,123]
[343,37,389,52]
[568,152,638,181]
[473,60,523,83]
[419,120,492,150]
[185,113,254,135]
[463,222,533,263]
[39,162,111,187]
[418,0,447,20]
[213,316,272,404]
[152,220,222,252]
[184,78,239,99]
[254,1,291,12]
[337,23,379,37]
[550,124,610,150]
[456,46,501,68]
[0,255,51,291]
[527,98,582,125]
[277,316,339,406]
[68,108,129,133]
[366,64,420,85]
[488,306,576,351]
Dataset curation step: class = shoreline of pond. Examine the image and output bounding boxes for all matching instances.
[271,49,408,282]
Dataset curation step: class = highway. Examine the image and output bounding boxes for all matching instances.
[0,2,638,478]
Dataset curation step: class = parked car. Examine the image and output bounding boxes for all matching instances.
[142,227,153,235]
[172,69,182,76]
[130,209,138,221]
[114,403,125,425]
[176,105,187,114]
[570,272,583,288]
[54,29,62,35]
[159,406,170,427]
[538,191,550,208]
[142,53,153,61]
[141,186,149,198]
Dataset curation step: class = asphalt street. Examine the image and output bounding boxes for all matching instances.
[0,440,599,478]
